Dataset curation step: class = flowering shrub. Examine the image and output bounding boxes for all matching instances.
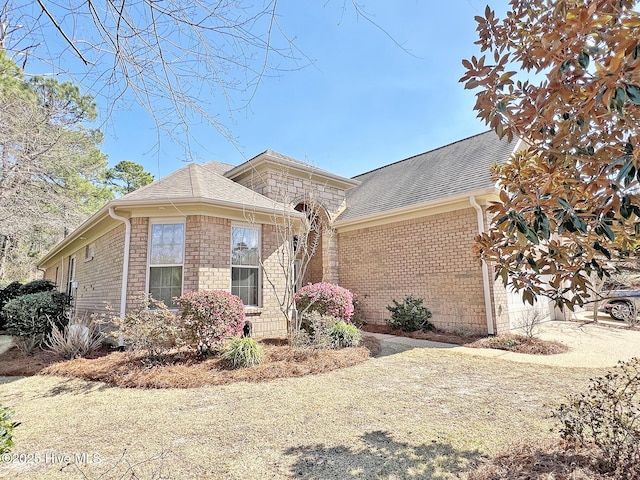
[295,282,354,322]
[110,295,180,361]
[177,290,245,354]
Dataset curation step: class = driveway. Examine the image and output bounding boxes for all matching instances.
[369,320,640,368]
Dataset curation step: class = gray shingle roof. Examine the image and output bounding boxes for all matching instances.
[337,131,518,222]
[113,161,294,213]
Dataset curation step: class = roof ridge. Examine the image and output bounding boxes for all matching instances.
[352,130,495,179]
[189,163,204,197]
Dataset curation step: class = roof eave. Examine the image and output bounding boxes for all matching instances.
[333,187,500,229]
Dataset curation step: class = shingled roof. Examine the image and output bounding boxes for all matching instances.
[113,161,294,213]
[336,131,519,223]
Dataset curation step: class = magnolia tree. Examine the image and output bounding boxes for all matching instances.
[461,0,640,310]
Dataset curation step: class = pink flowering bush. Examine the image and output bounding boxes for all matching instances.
[176,290,245,354]
[295,282,354,322]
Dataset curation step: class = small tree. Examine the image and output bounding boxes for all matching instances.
[245,167,326,337]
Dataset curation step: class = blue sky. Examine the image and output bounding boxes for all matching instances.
[97,0,511,179]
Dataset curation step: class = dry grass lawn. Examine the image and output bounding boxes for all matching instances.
[0,345,602,479]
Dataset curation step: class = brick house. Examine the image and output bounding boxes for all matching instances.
[38,131,555,337]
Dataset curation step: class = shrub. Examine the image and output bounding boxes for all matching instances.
[222,337,264,368]
[295,282,354,322]
[177,290,245,354]
[386,295,434,332]
[18,279,56,296]
[3,291,69,351]
[330,320,362,348]
[0,405,19,454]
[553,357,640,478]
[0,281,23,330]
[45,314,103,359]
[111,296,180,360]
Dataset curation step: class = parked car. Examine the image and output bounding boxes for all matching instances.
[599,289,640,321]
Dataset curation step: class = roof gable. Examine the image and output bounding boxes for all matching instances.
[113,161,292,213]
[336,131,518,223]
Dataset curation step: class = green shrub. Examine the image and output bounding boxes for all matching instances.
[554,357,640,478]
[330,320,362,348]
[111,296,180,360]
[3,291,68,351]
[386,295,434,332]
[0,281,23,330]
[18,279,56,296]
[177,290,245,354]
[0,405,19,454]
[222,337,264,368]
[296,312,338,348]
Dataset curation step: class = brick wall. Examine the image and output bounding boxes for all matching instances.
[74,225,125,315]
[338,207,490,334]
[126,217,150,311]
[181,215,288,338]
[42,225,125,317]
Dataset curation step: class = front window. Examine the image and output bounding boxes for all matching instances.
[148,223,184,307]
[231,226,260,306]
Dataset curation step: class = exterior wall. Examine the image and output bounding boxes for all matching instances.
[126,217,150,311]
[338,207,490,334]
[74,225,125,315]
[259,224,290,337]
[41,224,125,317]
[235,171,347,216]
[184,215,231,292]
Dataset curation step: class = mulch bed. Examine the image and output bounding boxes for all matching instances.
[467,334,569,355]
[467,439,610,480]
[361,323,483,345]
[361,323,569,355]
[0,337,380,389]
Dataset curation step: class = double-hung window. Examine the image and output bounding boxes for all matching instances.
[148,222,184,307]
[231,226,260,306]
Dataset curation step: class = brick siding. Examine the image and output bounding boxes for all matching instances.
[338,207,492,334]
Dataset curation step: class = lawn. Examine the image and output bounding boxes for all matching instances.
[0,346,601,479]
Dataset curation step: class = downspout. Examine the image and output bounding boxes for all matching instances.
[108,207,131,319]
[470,196,496,335]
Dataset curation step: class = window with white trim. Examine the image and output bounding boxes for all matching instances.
[231,226,260,306]
[148,222,184,307]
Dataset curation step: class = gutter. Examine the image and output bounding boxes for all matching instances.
[333,187,499,230]
[469,196,496,335]
[108,207,131,319]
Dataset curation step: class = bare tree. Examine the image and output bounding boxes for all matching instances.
[243,167,325,336]
[0,0,300,155]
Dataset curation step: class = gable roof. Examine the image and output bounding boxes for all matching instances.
[113,161,293,213]
[335,131,519,223]
[225,149,359,190]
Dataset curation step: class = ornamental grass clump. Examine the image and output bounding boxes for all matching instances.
[330,320,362,348]
[295,282,354,322]
[177,290,245,354]
[222,337,264,368]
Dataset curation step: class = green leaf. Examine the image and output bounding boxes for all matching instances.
[558,198,572,210]
[626,85,640,105]
[578,51,590,68]
[601,223,615,242]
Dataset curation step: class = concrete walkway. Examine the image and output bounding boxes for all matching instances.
[0,335,11,355]
[368,320,640,368]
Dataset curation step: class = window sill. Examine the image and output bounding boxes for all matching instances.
[244,306,262,316]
